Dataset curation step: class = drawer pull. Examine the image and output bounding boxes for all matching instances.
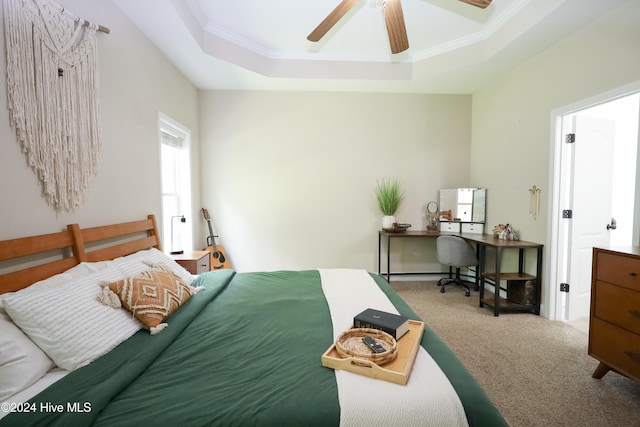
[629,310,640,318]
[625,351,640,363]
[630,272,638,277]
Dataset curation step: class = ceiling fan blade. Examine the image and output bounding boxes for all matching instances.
[458,0,492,9]
[307,0,360,42]
[385,0,409,54]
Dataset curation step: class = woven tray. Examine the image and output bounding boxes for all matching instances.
[321,320,425,385]
[335,328,397,365]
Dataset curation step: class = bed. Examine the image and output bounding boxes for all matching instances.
[0,215,507,426]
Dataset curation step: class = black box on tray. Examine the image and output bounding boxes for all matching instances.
[353,308,410,340]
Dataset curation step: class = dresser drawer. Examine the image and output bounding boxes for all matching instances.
[172,251,211,275]
[589,317,640,382]
[594,281,640,335]
[196,254,211,274]
[440,222,460,233]
[596,251,640,291]
[461,223,483,234]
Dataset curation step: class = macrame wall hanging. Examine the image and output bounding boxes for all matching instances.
[4,0,109,211]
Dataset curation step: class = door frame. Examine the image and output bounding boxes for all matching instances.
[547,80,640,321]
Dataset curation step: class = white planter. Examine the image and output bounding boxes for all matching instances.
[382,215,396,230]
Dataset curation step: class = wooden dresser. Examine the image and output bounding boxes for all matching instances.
[589,247,640,382]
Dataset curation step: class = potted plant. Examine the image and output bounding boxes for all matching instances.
[375,178,404,229]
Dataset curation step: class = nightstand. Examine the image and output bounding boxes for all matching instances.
[169,250,211,275]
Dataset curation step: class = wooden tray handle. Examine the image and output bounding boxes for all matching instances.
[332,356,388,376]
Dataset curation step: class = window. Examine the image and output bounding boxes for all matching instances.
[159,114,192,253]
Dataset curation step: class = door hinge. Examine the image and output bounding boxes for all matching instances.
[560,283,570,292]
[562,209,573,219]
[565,133,575,143]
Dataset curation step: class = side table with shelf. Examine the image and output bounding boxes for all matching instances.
[169,250,211,275]
[468,235,543,316]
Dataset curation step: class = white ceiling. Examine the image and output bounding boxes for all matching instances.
[112,0,626,94]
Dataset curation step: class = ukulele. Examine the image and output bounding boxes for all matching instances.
[200,208,231,270]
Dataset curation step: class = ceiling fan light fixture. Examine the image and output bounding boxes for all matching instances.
[458,0,492,9]
[307,0,492,55]
[306,0,359,42]
[384,0,409,54]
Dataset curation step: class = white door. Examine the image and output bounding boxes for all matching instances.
[551,89,640,322]
[565,115,616,321]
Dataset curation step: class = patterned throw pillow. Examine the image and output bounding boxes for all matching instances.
[106,264,194,334]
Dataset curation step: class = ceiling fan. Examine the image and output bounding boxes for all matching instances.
[307,0,493,55]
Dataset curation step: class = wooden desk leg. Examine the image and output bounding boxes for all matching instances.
[474,243,480,291]
[535,246,543,315]
[518,248,524,273]
[494,247,502,316]
[386,234,391,282]
[479,244,486,308]
[378,233,382,277]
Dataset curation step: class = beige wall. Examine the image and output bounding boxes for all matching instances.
[4,0,638,314]
[0,0,199,242]
[199,91,471,272]
[470,0,640,317]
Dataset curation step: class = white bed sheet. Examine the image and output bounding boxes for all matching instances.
[0,368,67,420]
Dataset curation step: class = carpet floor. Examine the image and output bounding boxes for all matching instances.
[390,280,640,427]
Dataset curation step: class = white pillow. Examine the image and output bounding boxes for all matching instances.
[0,252,174,398]
[112,248,195,285]
[0,308,54,401]
[0,260,111,400]
[3,267,143,371]
[16,261,112,295]
[0,249,188,377]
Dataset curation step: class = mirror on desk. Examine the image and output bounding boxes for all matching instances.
[439,188,486,223]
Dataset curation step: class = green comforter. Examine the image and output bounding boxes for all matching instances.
[1,270,506,426]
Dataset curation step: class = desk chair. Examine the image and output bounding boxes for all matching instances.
[436,235,478,297]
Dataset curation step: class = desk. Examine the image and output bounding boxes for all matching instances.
[377,230,543,316]
[378,230,444,282]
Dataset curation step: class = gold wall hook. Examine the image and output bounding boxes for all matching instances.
[529,186,542,220]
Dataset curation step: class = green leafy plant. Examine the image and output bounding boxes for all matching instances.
[375,179,404,216]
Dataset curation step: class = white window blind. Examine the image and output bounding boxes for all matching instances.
[160,128,184,149]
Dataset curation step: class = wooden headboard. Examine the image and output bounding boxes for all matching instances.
[0,215,161,294]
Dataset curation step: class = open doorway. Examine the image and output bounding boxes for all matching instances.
[549,89,640,324]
